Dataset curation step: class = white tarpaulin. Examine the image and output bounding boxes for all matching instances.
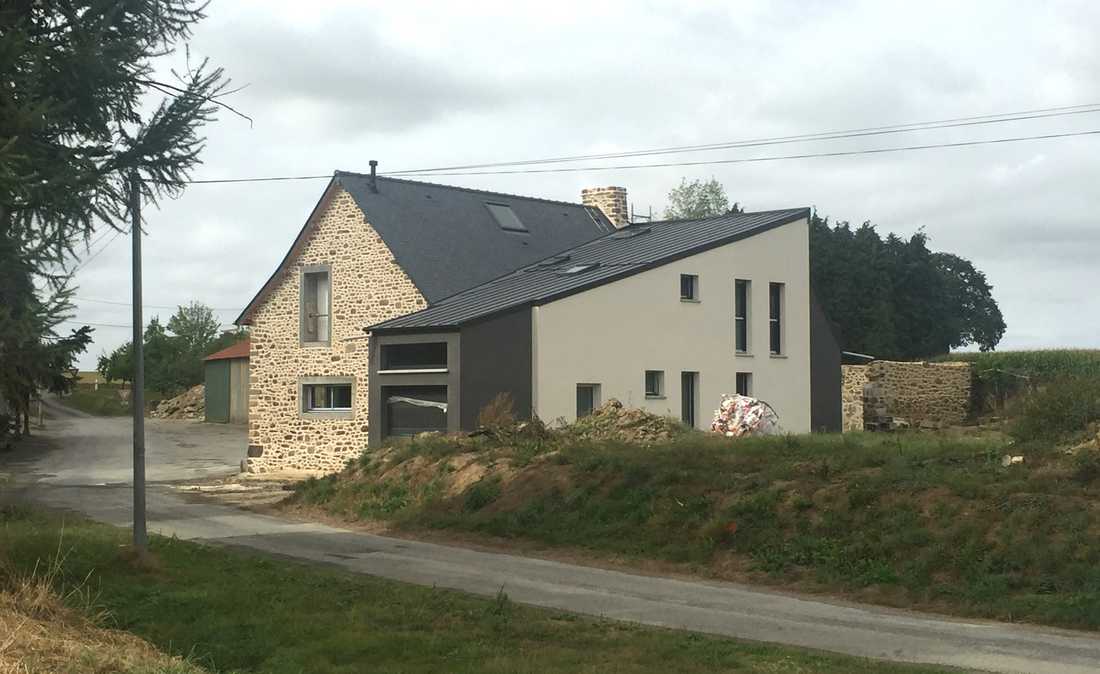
[387,396,448,412]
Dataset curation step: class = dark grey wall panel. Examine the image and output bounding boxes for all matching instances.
[810,294,842,433]
[459,306,532,429]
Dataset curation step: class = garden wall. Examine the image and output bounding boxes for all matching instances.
[842,361,972,431]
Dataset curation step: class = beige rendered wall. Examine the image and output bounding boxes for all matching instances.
[245,187,427,473]
[533,217,812,432]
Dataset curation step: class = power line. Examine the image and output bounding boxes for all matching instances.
[167,102,1100,185]
[73,227,127,272]
[61,319,238,329]
[394,128,1100,177]
[385,103,1100,175]
[73,296,242,312]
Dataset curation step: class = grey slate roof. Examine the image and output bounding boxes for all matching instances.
[336,171,614,302]
[368,207,810,333]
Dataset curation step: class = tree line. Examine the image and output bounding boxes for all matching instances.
[97,302,246,396]
[665,178,1005,359]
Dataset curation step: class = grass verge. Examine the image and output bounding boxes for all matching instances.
[0,506,953,674]
[290,428,1100,631]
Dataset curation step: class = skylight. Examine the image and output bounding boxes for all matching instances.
[559,263,600,275]
[485,202,528,233]
[611,226,651,239]
[526,254,571,272]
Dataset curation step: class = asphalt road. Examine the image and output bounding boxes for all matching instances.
[4,402,1100,674]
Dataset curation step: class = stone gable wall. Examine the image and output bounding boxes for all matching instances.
[244,187,427,473]
[841,361,972,432]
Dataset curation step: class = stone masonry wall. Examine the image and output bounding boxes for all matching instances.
[841,361,972,431]
[841,365,868,432]
[245,188,427,473]
[581,186,629,228]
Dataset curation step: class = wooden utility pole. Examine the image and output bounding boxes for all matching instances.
[130,171,147,551]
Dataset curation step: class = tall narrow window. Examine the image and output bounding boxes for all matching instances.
[301,267,331,344]
[681,372,698,427]
[769,282,784,355]
[734,279,750,353]
[736,372,752,397]
[577,384,599,418]
[680,274,699,301]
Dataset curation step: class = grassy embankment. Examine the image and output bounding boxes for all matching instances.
[291,373,1100,630]
[0,507,951,674]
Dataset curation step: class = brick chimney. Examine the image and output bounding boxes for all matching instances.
[581,186,629,228]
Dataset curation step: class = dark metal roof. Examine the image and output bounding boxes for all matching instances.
[368,207,810,333]
[336,171,613,302]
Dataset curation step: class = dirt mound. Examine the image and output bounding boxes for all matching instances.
[151,384,204,419]
[567,398,685,444]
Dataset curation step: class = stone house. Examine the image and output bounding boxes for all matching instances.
[367,208,843,444]
[235,167,618,472]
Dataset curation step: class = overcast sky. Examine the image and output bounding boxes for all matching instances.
[68,0,1100,369]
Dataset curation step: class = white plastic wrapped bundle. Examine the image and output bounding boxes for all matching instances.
[710,394,781,437]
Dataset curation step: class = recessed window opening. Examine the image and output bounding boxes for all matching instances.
[303,383,352,413]
[735,279,750,353]
[680,274,699,301]
[559,263,600,275]
[576,384,600,418]
[301,268,331,344]
[645,370,665,398]
[769,282,784,355]
[385,385,447,437]
[381,342,447,370]
[681,372,698,427]
[485,202,528,233]
[736,372,753,397]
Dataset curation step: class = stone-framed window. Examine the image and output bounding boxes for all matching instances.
[300,376,354,418]
[300,264,332,346]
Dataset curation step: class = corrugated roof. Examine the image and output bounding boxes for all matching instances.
[204,338,250,361]
[368,207,809,332]
[336,171,613,302]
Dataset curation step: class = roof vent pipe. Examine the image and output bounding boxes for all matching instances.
[368,160,378,193]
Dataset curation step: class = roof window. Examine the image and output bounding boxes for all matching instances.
[611,226,651,239]
[559,263,600,275]
[527,254,572,272]
[485,202,528,233]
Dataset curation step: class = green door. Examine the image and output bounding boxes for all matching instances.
[204,360,230,423]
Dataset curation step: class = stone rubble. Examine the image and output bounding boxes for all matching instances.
[151,384,205,420]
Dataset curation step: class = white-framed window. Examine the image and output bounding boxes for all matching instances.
[769,282,785,355]
[301,265,331,345]
[680,274,699,301]
[301,378,353,416]
[645,370,665,398]
[735,279,750,353]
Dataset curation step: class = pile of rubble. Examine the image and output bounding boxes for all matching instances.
[568,398,686,444]
[151,384,205,419]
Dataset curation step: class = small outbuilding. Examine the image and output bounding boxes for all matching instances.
[204,339,250,424]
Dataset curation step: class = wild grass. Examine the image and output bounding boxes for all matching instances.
[293,429,1100,630]
[0,508,204,674]
[938,349,1100,412]
[0,507,950,674]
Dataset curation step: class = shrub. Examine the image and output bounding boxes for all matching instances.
[939,350,1100,413]
[1010,376,1100,443]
